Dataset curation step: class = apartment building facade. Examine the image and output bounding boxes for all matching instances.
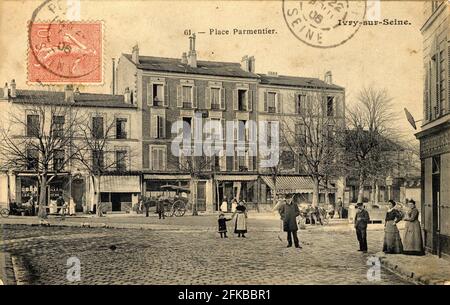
[416,1,450,257]
[0,82,142,213]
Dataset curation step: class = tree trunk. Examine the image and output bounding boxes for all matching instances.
[357,174,365,204]
[375,182,379,205]
[92,175,103,217]
[312,176,320,207]
[37,175,48,219]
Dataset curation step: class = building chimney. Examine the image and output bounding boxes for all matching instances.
[187,34,197,68]
[112,57,116,95]
[241,55,249,72]
[132,44,139,64]
[3,82,8,99]
[74,87,80,95]
[10,79,16,98]
[181,52,188,64]
[324,71,332,84]
[248,56,255,73]
[64,84,74,102]
[124,87,131,104]
[268,71,278,77]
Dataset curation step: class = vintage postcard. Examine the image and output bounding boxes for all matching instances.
[0,0,449,294]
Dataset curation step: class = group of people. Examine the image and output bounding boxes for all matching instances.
[354,199,424,255]
[138,196,166,219]
[219,196,242,213]
[217,199,248,238]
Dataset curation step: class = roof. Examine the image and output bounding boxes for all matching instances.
[123,54,259,79]
[258,74,344,90]
[0,88,137,109]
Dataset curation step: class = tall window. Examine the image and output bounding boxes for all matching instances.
[153,84,164,106]
[26,114,39,137]
[267,92,276,113]
[53,149,65,171]
[92,116,104,139]
[182,86,193,108]
[116,118,127,139]
[92,150,104,173]
[26,148,38,170]
[151,146,166,170]
[327,96,334,117]
[238,120,247,142]
[182,117,192,141]
[115,150,127,171]
[238,89,248,111]
[297,94,306,115]
[52,116,65,137]
[211,87,220,110]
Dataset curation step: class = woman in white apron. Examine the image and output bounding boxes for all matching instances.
[232,201,247,237]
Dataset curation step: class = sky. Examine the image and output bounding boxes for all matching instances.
[0,0,425,142]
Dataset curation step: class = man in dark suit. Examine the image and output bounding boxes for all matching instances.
[354,202,370,253]
[279,196,301,248]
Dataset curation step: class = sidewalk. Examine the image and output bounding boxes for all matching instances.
[376,252,450,285]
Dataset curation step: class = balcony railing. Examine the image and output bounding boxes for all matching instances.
[267,106,276,113]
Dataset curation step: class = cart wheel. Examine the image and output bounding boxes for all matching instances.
[0,208,10,218]
[173,200,186,217]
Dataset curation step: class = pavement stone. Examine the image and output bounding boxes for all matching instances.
[0,222,410,285]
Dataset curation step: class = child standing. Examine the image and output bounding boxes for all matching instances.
[218,213,231,238]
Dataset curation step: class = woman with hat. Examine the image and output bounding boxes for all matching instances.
[382,200,404,254]
[402,199,424,255]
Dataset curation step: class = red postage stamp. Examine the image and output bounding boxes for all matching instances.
[28,21,103,83]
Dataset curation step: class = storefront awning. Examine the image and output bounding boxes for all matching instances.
[100,175,140,193]
[215,175,258,181]
[261,176,336,194]
[143,174,192,180]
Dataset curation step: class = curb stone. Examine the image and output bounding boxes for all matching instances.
[0,252,17,285]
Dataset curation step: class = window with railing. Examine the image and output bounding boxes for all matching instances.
[297,94,306,115]
[92,150,104,173]
[92,116,104,139]
[211,87,220,110]
[238,89,248,111]
[152,83,165,106]
[116,118,128,139]
[26,148,39,170]
[151,146,166,170]
[267,92,276,113]
[326,96,334,117]
[182,85,193,108]
[116,150,127,171]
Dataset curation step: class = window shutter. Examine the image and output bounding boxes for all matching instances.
[233,151,238,171]
[221,119,225,140]
[220,88,226,110]
[163,84,169,107]
[206,87,211,109]
[425,67,430,121]
[162,148,166,170]
[220,152,226,171]
[233,119,237,141]
[193,86,198,108]
[247,151,253,171]
[151,115,157,138]
[233,89,238,111]
[177,85,182,107]
[277,92,282,113]
[264,91,268,112]
[295,94,299,114]
[147,83,153,106]
[248,90,253,111]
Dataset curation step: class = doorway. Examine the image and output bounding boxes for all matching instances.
[111,193,121,211]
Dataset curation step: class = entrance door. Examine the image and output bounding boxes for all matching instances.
[197,181,206,211]
[71,179,85,212]
[111,193,121,211]
[432,156,441,256]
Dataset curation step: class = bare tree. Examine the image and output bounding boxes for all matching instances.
[340,87,401,204]
[281,90,343,207]
[0,100,81,218]
[72,111,135,217]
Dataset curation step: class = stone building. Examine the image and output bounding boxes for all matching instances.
[416,1,450,258]
[0,83,142,213]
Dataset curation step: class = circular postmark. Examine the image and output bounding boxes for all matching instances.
[282,0,367,48]
[28,0,102,82]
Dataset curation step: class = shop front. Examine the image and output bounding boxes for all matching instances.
[15,173,70,204]
[214,175,258,211]
[98,175,140,213]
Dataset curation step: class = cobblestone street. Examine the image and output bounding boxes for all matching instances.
[0,216,410,285]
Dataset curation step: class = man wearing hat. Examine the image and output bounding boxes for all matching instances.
[354,202,370,253]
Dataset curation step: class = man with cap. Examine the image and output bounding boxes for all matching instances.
[354,202,370,253]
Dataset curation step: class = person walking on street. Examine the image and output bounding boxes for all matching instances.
[354,202,370,253]
[402,199,424,255]
[336,197,343,218]
[156,197,165,219]
[144,197,151,217]
[217,213,232,238]
[382,200,404,254]
[220,196,228,213]
[279,197,301,248]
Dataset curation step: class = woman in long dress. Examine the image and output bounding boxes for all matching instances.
[403,199,424,255]
[383,200,404,254]
[232,201,247,238]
